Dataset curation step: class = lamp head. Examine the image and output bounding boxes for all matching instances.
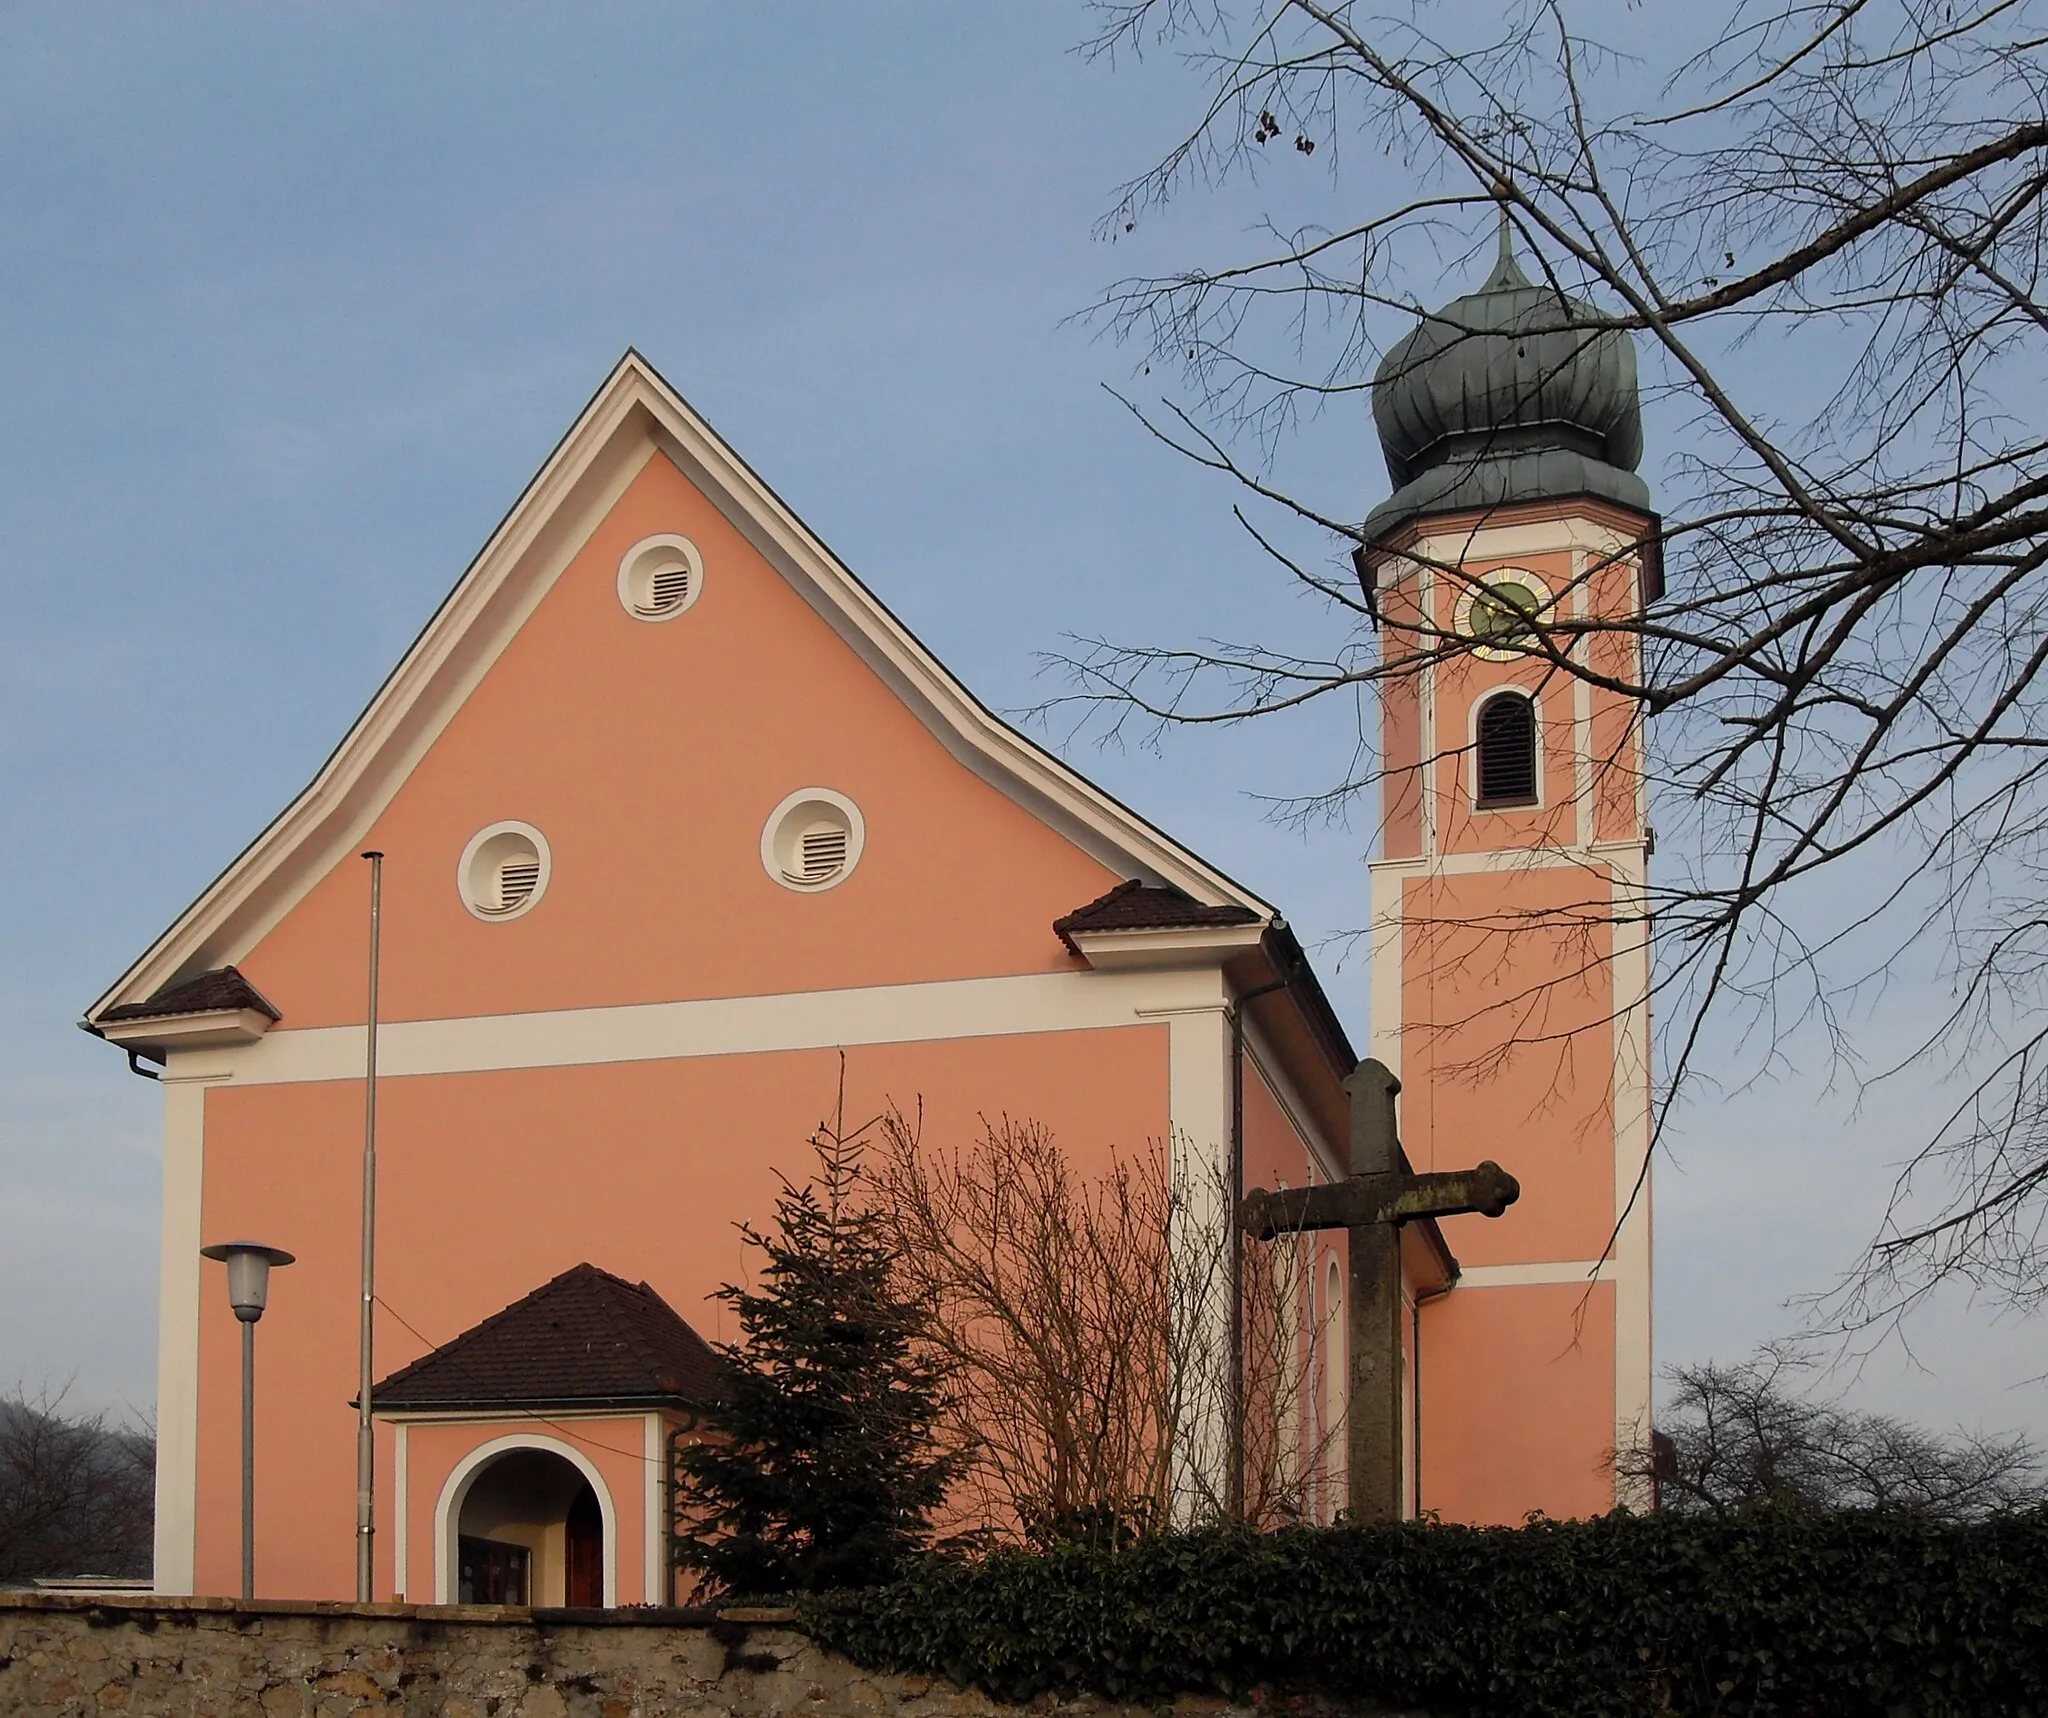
[200,1241,296,1322]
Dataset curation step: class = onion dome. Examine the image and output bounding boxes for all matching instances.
[1363,222,1649,539]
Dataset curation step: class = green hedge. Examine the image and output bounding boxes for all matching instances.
[801,1511,2048,1715]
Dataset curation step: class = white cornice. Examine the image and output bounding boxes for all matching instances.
[1063,922,1267,971]
[87,352,1271,1022]
[96,1008,276,1053]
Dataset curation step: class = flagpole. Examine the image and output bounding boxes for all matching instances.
[356,850,384,1602]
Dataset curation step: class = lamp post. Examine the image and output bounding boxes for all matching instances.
[200,1241,295,1601]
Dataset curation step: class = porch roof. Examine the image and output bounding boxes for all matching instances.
[370,1262,722,1414]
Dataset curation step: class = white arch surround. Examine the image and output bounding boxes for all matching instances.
[1468,686,1543,810]
[433,1432,619,1607]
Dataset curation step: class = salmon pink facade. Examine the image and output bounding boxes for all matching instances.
[1367,503,1656,1524]
[86,357,1381,1601]
[88,300,1657,1599]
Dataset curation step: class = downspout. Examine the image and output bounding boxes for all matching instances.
[1410,1278,1457,1517]
[76,1019,161,1081]
[1228,972,1289,1521]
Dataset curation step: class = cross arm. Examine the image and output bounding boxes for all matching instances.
[1239,1162,1521,1240]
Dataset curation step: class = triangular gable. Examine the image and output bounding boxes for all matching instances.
[88,351,1272,1020]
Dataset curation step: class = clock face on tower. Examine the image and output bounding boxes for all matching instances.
[1455,568,1552,660]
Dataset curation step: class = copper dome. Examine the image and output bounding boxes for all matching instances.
[1364,229,1649,538]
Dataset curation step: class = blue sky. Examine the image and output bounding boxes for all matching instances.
[1,5,2039,1441]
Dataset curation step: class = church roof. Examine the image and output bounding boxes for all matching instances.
[1365,224,1650,539]
[96,966,280,1024]
[370,1262,722,1413]
[1053,879,1262,947]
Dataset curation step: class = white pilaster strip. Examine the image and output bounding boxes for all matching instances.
[151,1069,217,1595]
[1606,850,1656,1491]
[643,1413,663,1606]
[392,1421,409,1599]
[1161,985,1231,1519]
[1419,564,1439,862]
[1368,867,1405,1083]
[1571,547,1595,850]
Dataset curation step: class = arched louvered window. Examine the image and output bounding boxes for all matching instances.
[1475,691,1538,807]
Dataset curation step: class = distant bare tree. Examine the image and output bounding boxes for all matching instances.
[1053,0,2048,1325]
[871,1114,1334,1541]
[1617,1347,2046,1517]
[0,1389,154,1582]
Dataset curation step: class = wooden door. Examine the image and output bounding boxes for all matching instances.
[565,1482,603,1607]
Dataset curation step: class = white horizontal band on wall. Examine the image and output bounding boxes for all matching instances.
[1451,1259,1617,1288]
[172,966,1227,1088]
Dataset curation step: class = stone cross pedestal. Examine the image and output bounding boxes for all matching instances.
[1239,1058,1519,1523]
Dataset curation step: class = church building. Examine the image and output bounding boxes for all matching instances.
[85,241,1655,1603]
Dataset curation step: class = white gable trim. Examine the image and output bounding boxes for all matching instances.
[88,351,1269,1020]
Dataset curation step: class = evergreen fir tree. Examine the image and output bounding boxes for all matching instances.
[674,1114,956,1597]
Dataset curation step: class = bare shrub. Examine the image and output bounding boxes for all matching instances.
[1617,1347,2047,1518]
[0,1388,154,1581]
[871,1113,1335,1541]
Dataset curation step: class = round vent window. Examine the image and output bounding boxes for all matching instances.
[761,789,865,893]
[616,533,705,623]
[458,821,552,922]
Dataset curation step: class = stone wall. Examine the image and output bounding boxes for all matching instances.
[0,1594,1395,1718]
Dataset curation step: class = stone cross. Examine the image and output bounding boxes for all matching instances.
[1239,1059,1519,1523]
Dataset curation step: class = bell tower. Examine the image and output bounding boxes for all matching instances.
[1360,228,1656,1522]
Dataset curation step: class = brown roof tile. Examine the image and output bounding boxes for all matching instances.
[1054,880,1262,950]
[98,966,281,1025]
[371,1263,722,1412]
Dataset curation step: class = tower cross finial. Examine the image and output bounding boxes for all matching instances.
[1482,187,1531,292]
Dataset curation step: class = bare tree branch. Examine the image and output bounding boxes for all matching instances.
[1065,0,2048,1318]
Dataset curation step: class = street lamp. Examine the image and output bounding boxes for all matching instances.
[200,1241,295,1601]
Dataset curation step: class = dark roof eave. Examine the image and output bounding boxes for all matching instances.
[1255,923,1357,1086]
[1414,1216,1460,1289]
[93,965,283,1026]
[364,1392,718,1415]
[1053,879,1264,950]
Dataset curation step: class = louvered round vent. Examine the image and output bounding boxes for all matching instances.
[459,822,552,921]
[762,789,865,893]
[796,823,848,881]
[617,534,705,623]
[496,857,541,912]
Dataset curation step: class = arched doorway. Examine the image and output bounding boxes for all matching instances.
[445,1443,611,1606]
